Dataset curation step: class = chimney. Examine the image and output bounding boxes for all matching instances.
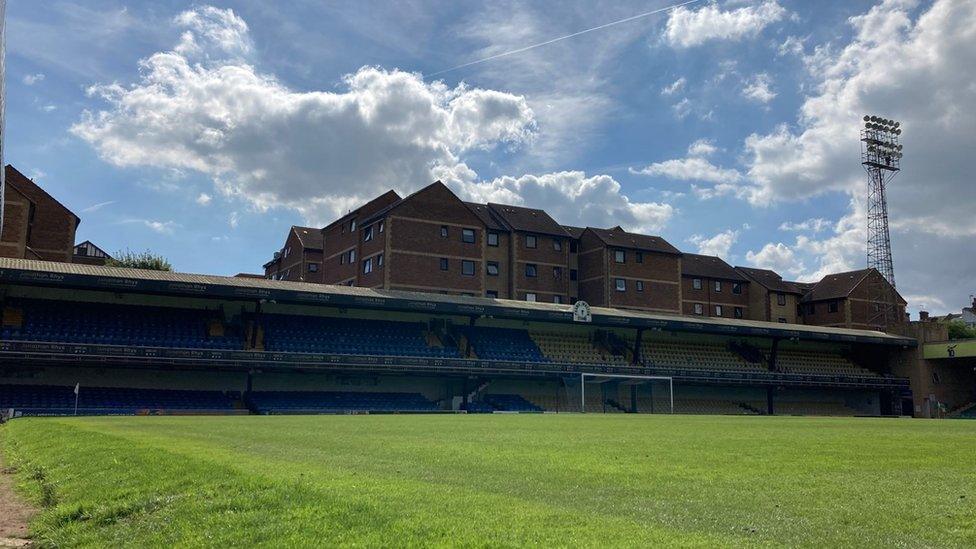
[919,311,929,322]
[971,294,975,310]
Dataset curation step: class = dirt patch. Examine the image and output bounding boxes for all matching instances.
[0,461,36,548]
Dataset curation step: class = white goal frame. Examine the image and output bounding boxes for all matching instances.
[579,372,674,414]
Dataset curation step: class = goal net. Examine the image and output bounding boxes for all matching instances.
[559,373,674,414]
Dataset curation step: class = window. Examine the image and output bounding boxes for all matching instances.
[440,225,449,238]
[553,239,562,251]
[805,303,815,315]
[378,220,385,233]
[715,305,723,316]
[284,246,291,258]
[553,267,562,280]
[348,249,356,263]
[486,290,499,298]
[525,264,538,277]
[615,278,626,292]
[339,253,345,265]
[777,293,787,306]
[570,269,578,281]
[714,281,722,292]
[350,219,356,231]
[778,317,787,323]
[732,282,742,295]
[487,232,499,247]
[525,293,537,302]
[461,260,475,276]
[694,303,703,315]
[377,253,384,266]
[487,262,499,276]
[614,249,626,263]
[462,228,475,243]
[553,295,563,304]
[439,258,449,271]
[636,251,643,264]
[734,307,743,319]
[570,241,578,253]
[363,226,373,242]
[526,235,537,248]
[693,278,702,290]
[636,281,644,292]
[363,257,373,274]
[308,263,319,273]
[828,300,839,313]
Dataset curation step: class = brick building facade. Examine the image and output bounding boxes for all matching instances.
[0,165,79,262]
[261,181,908,331]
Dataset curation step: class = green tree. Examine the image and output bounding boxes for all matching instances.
[947,320,976,340]
[105,249,173,271]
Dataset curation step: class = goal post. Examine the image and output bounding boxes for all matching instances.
[577,372,674,414]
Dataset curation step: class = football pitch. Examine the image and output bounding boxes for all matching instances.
[2,414,974,547]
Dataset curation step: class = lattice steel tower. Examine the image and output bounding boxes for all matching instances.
[861,115,902,287]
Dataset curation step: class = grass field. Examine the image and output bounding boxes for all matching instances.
[2,415,975,547]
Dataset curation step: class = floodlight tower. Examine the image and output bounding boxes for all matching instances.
[861,115,902,327]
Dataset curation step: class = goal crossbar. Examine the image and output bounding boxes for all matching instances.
[579,372,674,414]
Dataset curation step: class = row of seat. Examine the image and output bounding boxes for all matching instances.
[262,315,460,358]
[245,391,439,413]
[0,384,238,415]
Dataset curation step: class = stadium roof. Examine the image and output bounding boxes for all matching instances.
[585,227,682,256]
[0,258,915,346]
[681,254,747,281]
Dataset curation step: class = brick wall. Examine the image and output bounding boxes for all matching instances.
[0,167,78,263]
[681,276,750,318]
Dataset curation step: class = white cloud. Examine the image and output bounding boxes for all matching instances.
[689,229,738,259]
[228,211,240,229]
[777,35,805,57]
[661,77,686,96]
[459,171,674,234]
[70,6,537,225]
[741,73,776,104]
[671,97,691,119]
[631,139,741,185]
[23,73,45,85]
[82,200,116,213]
[779,217,832,233]
[664,1,787,48]
[28,169,46,180]
[173,6,251,58]
[687,138,717,157]
[196,193,212,206]
[123,219,178,234]
[745,242,805,277]
[40,104,57,113]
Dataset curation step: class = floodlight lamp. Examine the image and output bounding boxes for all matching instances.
[893,121,900,129]
[863,115,870,122]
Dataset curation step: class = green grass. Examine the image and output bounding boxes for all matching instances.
[2,415,975,547]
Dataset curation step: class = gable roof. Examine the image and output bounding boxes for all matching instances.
[332,189,402,228]
[5,165,81,227]
[359,182,469,226]
[463,202,506,231]
[734,266,805,294]
[561,225,585,239]
[73,240,112,259]
[291,226,323,250]
[801,268,875,303]
[682,253,747,281]
[487,203,569,237]
[584,226,681,256]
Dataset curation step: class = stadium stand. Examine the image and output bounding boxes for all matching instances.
[482,393,543,412]
[0,384,238,416]
[246,391,439,414]
[530,331,629,365]
[776,349,877,377]
[261,315,460,357]
[639,339,766,372]
[1,299,241,349]
[461,326,547,362]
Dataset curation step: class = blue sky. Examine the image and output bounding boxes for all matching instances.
[5,0,975,314]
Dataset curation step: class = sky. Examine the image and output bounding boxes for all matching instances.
[5,0,975,315]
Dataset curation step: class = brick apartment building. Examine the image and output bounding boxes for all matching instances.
[0,165,79,262]
[681,254,750,319]
[262,180,908,331]
[799,268,906,331]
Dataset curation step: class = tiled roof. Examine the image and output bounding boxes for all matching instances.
[561,225,585,239]
[734,266,805,294]
[801,268,873,302]
[291,226,323,250]
[586,227,681,255]
[487,203,569,237]
[463,202,506,231]
[682,254,747,281]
